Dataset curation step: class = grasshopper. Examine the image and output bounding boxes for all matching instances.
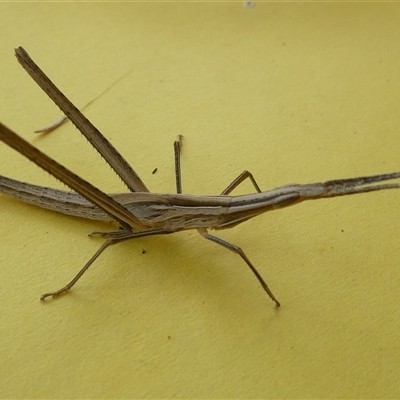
[1,47,399,307]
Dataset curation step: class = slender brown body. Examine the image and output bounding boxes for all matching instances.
[1,47,399,307]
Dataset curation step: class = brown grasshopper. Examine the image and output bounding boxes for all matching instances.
[1,47,400,307]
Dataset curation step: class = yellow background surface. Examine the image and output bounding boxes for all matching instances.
[1,2,400,398]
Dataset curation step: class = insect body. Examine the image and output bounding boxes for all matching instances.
[1,47,399,307]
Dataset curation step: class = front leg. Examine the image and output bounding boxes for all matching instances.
[220,170,262,195]
[197,227,280,308]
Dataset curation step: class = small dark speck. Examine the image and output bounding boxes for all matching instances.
[152,168,158,174]
[341,229,344,233]
[141,249,146,254]
[168,335,171,339]
[243,1,255,8]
